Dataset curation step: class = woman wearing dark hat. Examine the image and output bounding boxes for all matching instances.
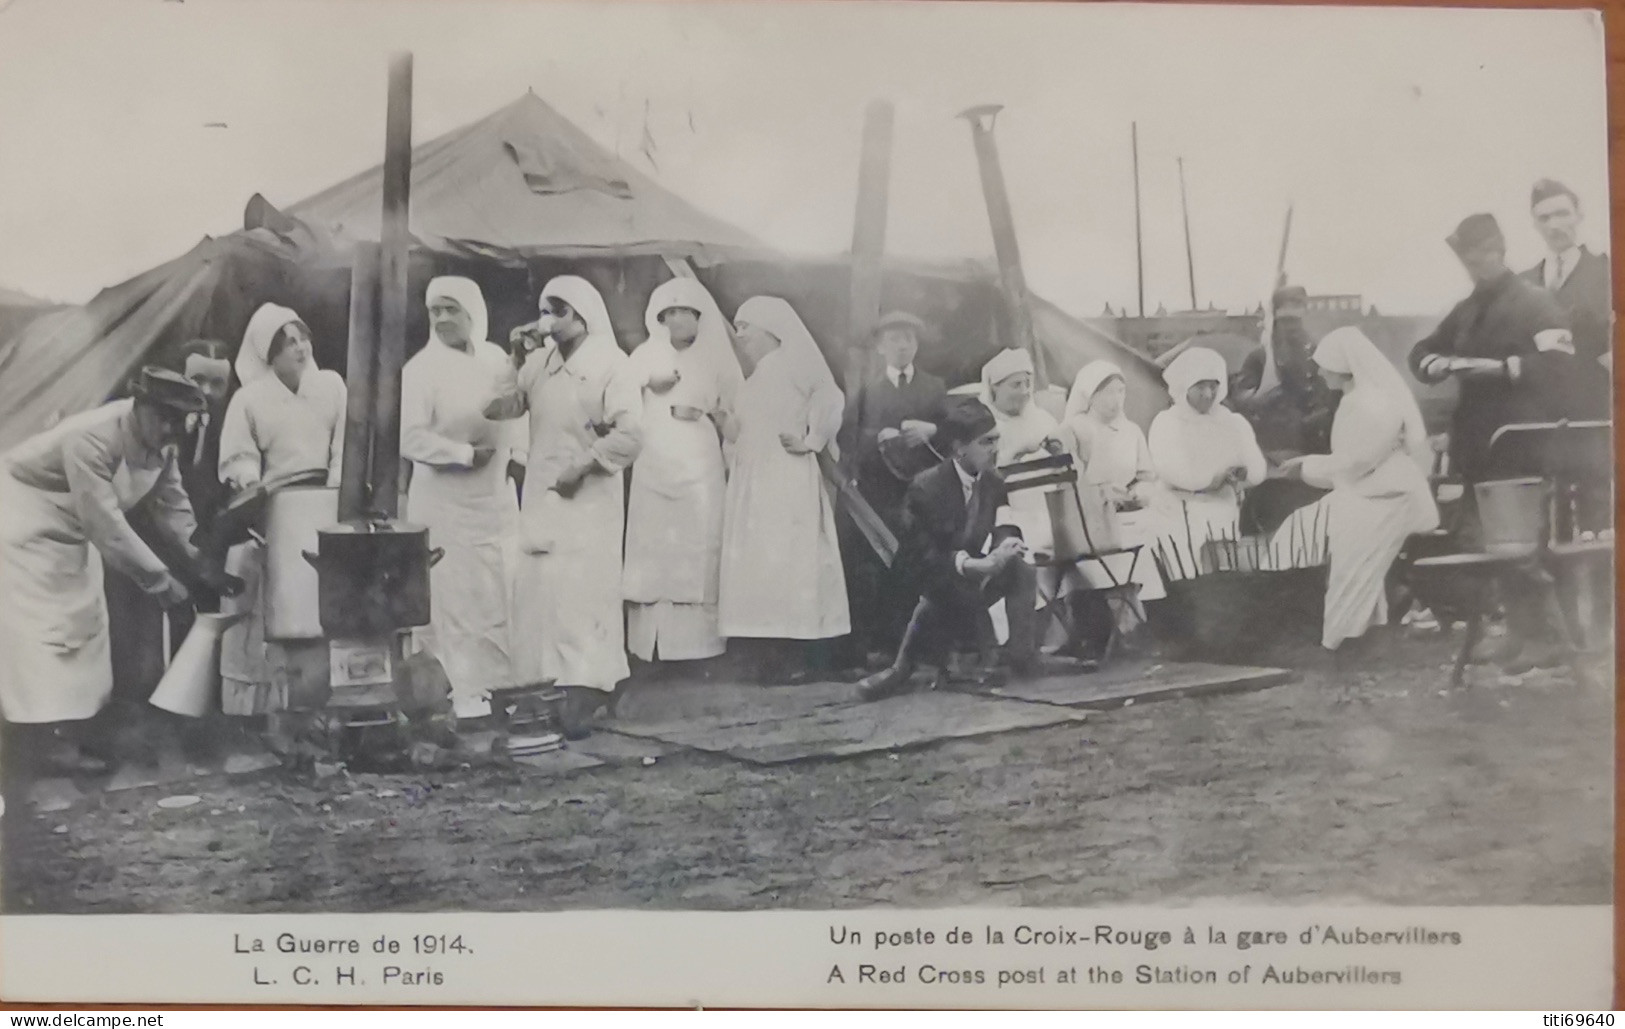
[0,367,239,776]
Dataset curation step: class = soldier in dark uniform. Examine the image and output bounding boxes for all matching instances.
[1232,284,1340,455]
[1521,179,1612,419]
[1409,213,1576,484]
[837,311,949,668]
[1230,284,1341,534]
[1408,212,1578,670]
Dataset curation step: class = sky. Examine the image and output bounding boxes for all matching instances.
[0,0,1609,318]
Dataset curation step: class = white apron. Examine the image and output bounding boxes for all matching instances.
[510,353,634,694]
[623,340,729,661]
[217,372,344,716]
[1059,413,1167,601]
[403,342,520,718]
[718,349,850,641]
[0,459,161,723]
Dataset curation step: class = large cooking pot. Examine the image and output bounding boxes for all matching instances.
[302,520,443,638]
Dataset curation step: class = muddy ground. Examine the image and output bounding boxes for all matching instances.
[1,629,1611,913]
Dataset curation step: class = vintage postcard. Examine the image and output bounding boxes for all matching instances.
[0,0,1612,1010]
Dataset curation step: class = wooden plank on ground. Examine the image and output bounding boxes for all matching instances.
[614,689,1086,766]
[977,660,1292,710]
[612,678,855,736]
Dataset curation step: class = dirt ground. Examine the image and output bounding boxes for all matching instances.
[1,628,1612,914]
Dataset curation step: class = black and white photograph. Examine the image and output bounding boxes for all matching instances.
[0,0,1613,1009]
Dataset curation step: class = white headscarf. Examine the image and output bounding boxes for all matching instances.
[978,348,1033,412]
[1161,346,1230,416]
[734,296,835,393]
[540,275,618,354]
[642,276,744,393]
[237,302,306,387]
[1313,326,1431,470]
[977,347,1060,464]
[1064,360,1126,421]
[425,276,490,350]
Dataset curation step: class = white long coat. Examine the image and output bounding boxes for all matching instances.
[496,330,643,693]
[402,336,522,717]
[622,336,734,660]
[718,347,849,640]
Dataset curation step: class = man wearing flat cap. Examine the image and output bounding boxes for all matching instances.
[1409,212,1579,670]
[0,367,242,779]
[838,310,949,667]
[857,397,1039,701]
[1521,179,1612,418]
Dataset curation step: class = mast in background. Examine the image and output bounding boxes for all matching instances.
[1132,122,1145,318]
[1178,155,1197,311]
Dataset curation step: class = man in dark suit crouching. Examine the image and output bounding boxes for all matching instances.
[857,399,1038,702]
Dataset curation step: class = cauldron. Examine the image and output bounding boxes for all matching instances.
[301,520,443,638]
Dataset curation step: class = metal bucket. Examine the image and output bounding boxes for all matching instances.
[264,485,339,640]
[1474,477,1546,554]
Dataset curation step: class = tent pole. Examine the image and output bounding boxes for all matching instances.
[958,104,1048,391]
[370,51,413,521]
[339,243,381,522]
[845,99,894,407]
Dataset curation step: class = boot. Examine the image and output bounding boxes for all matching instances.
[857,661,916,702]
[858,598,935,702]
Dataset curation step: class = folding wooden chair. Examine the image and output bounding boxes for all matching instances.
[1001,452,1145,662]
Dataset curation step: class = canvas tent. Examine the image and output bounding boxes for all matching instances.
[286,90,766,263]
[0,91,1166,453]
[0,285,61,348]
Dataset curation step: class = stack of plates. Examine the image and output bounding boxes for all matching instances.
[506,733,565,758]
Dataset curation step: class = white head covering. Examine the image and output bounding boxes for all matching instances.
[978,347,1035,413]
[1314,326,1431,468]
[540,275,617,353]
[733,295,835,392]
[425,276,489,349]
[1162,346,1230,415]
[1064,360,1126,421]
[643,276,744,392]
[237,302,306,387]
